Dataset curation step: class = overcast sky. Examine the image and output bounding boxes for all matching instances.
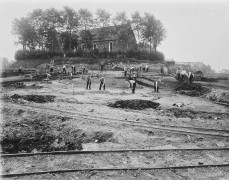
[0,0,229,71]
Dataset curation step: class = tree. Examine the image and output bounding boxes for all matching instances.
[62,6,79,50]
[60,31,78,51]
[141,13,157,52]
[0,57,10,69]
[78,9,94,52]
[42,8,63,51]
[95,9,111,27]
[79,30,94,51]
[28,9,46,50]
[152,20,166,51]
[131,11,143,45]
[141,13,166,52]
[113,11,133,52]
[113,11,129,25]
[12,17,37,50]
[95,9,111,50]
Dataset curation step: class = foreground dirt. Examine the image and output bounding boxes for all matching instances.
[1,72,229,179]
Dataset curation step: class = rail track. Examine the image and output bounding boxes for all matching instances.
[5,103,229,138]
[1,148,229,178]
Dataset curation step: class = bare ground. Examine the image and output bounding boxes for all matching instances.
[1,71,229,179]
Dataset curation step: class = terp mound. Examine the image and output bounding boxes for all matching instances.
[108,99,160,110]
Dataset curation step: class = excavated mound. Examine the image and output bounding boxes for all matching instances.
[175,83,211,97]
[11,94,55,103]
[108,99,160,110]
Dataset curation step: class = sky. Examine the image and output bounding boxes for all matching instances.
[0,0,229,71]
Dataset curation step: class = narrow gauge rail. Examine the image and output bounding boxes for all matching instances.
[1,148,229,178]
[2,164,229,178]
[2,147,229,158]
[6,103,229,138]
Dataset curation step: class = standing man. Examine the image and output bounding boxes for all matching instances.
[72,65,74,74]
[86,74,92,90]
[63,64,66,74]
[129,78,136,94]
[124,66,127,77]
[145,65,149,72]
[99,77,105,90]
[50,65,54,74]
[188,72,194,84]
[154,80,159,93]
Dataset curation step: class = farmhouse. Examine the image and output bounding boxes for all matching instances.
[79,24,137,52]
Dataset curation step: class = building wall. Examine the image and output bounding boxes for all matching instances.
[93,37,136,52]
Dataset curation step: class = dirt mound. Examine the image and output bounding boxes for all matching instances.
[1,114,116,154]
[161,108,229,119]
[175,83,210,97]
[11,94,55,103]
[108,99,160,110]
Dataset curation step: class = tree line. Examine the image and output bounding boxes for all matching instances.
[12,7,166,54]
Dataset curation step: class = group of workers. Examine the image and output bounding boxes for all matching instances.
[123,65,149,78]
[176,68,194,84]
[85,75,106,91]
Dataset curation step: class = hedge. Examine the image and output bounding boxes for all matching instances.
[15,49,165,62]
[15,50,64,60]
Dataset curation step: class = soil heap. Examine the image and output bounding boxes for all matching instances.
[108,99,160,110]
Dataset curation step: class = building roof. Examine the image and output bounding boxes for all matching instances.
[90,24,136,42]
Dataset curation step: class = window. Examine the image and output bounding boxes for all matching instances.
[109,42,113,52]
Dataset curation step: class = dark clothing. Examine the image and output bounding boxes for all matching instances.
[189,74,194,84]
[63,68,66,74]
[50,67,54,73]
[124,71,127,77]
[99,82,105,90]
[177,73,180,81]
[73,67,76,74]
[132,81,136,93]
[86,76,91,89]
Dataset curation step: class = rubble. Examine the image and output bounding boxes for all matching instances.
[108,99,160,110]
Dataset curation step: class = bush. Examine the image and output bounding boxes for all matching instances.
[15,49,165,62]
[15,50,64,60]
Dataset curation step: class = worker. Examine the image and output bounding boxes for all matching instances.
[86,74,92,90]
[154,80,159,93]
[99,77,105,90]
[73,65,76,74]
[145,65,149,72]
[50,66,54,74]
[124,66,127,77]
[188,72,194,84]
[72,65,74,74]
[176,68,181,81]
[129,78,136,94]
[82,67,86,74]
[63,64,66,74]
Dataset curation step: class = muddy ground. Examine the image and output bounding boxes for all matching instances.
[1,71,229,179]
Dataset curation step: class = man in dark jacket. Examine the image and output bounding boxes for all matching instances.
[99,77,105,90]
